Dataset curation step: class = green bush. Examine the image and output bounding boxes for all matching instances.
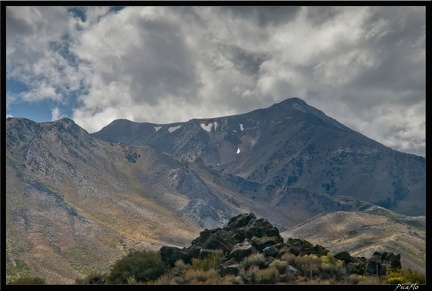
[294,254,320,278]
[184,268,216,284]
[241,253,266,270]
[254,266,280,284]
[386,268,425,284]
[189,251,223,271]
[106,249,169,284]
[171,259,188,277]
[269,259,288,274]
[8,276,46,284]
[279,252,297,265]
[75,271,107,284]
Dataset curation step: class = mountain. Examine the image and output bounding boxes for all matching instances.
[92,97,426,216]
[5,117,199,283]
[5,97,425,283]
[6,116,359,283]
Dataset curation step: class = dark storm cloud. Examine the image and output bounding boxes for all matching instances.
[125,14,200,105]
[340,6,425,107]
[299,8,424,92]
[5,6,425,156]
[5,7,35,38]
[305,6,342,26]
[220,6,301,27]
[229,46,268,77]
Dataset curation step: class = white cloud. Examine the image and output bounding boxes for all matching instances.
[51,107,66,121]
[361,101,425,156]
[6,6,425,156]
[6,6,83,105]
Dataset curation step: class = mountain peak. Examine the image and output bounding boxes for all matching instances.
[269,97,306,109]
[279,96,307,104]
[58,117,75,123]
[42,118,89,135]
[268,97,314,114]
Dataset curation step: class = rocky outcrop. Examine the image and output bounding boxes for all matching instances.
[333,250,401,276]
[160,213,284,266]
[160,213,402,277]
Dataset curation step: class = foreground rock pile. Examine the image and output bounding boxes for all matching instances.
[160,213,401,277]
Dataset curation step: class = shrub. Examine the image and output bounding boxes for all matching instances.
[189,251,223,271]
[357,275,384,284]
[279,252,297,265]
[184,268,221,284]
[319,252,346,281]
[254,265,280,284]
[75,271,107,284]
[269,259,288,274]
[241,253,266,270]
[241,264,280,284]
[8,276,46,284]
[386,268,425,284]
[227,275,244,284]
[294,254,320,278]
[106,249,168,284]
[346,274,363,284]
[155,254,230,285]
[171,259,188,277]
[241,265,260,284]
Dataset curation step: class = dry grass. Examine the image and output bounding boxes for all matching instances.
[281,210,426,276]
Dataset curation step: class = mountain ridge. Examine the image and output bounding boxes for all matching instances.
[91,97,425,216]
[5,98,426,283]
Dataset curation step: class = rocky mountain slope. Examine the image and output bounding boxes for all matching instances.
[92,98,425,216]
[6,117,361,284]
[281,207,426,275]
[5,118,201,283]
[5,97,425,284]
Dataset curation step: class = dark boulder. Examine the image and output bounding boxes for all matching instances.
[251,236,282,252]
[226,213,256,231]
[335,251,355,265]
[263,245,279,257]
[365,259,386,276]
[228,239,258,261]
[201,232,233,253]
[160,246,191,267]
[381,252,402,270]
[285,238,329,257]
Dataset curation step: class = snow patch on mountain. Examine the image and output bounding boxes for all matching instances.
[200,123,212,132]
[168,125,181,133]
[292,102,307,112]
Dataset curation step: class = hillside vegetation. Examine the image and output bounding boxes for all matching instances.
[281,208,426,275]
[7,213,425,285]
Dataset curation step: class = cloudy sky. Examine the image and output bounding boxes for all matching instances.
[5,6,425,157]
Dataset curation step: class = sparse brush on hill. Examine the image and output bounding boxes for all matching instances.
[70,213,425,285]
[105,249,169,284]
[8,276,46,284]
[74,248,425,285]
